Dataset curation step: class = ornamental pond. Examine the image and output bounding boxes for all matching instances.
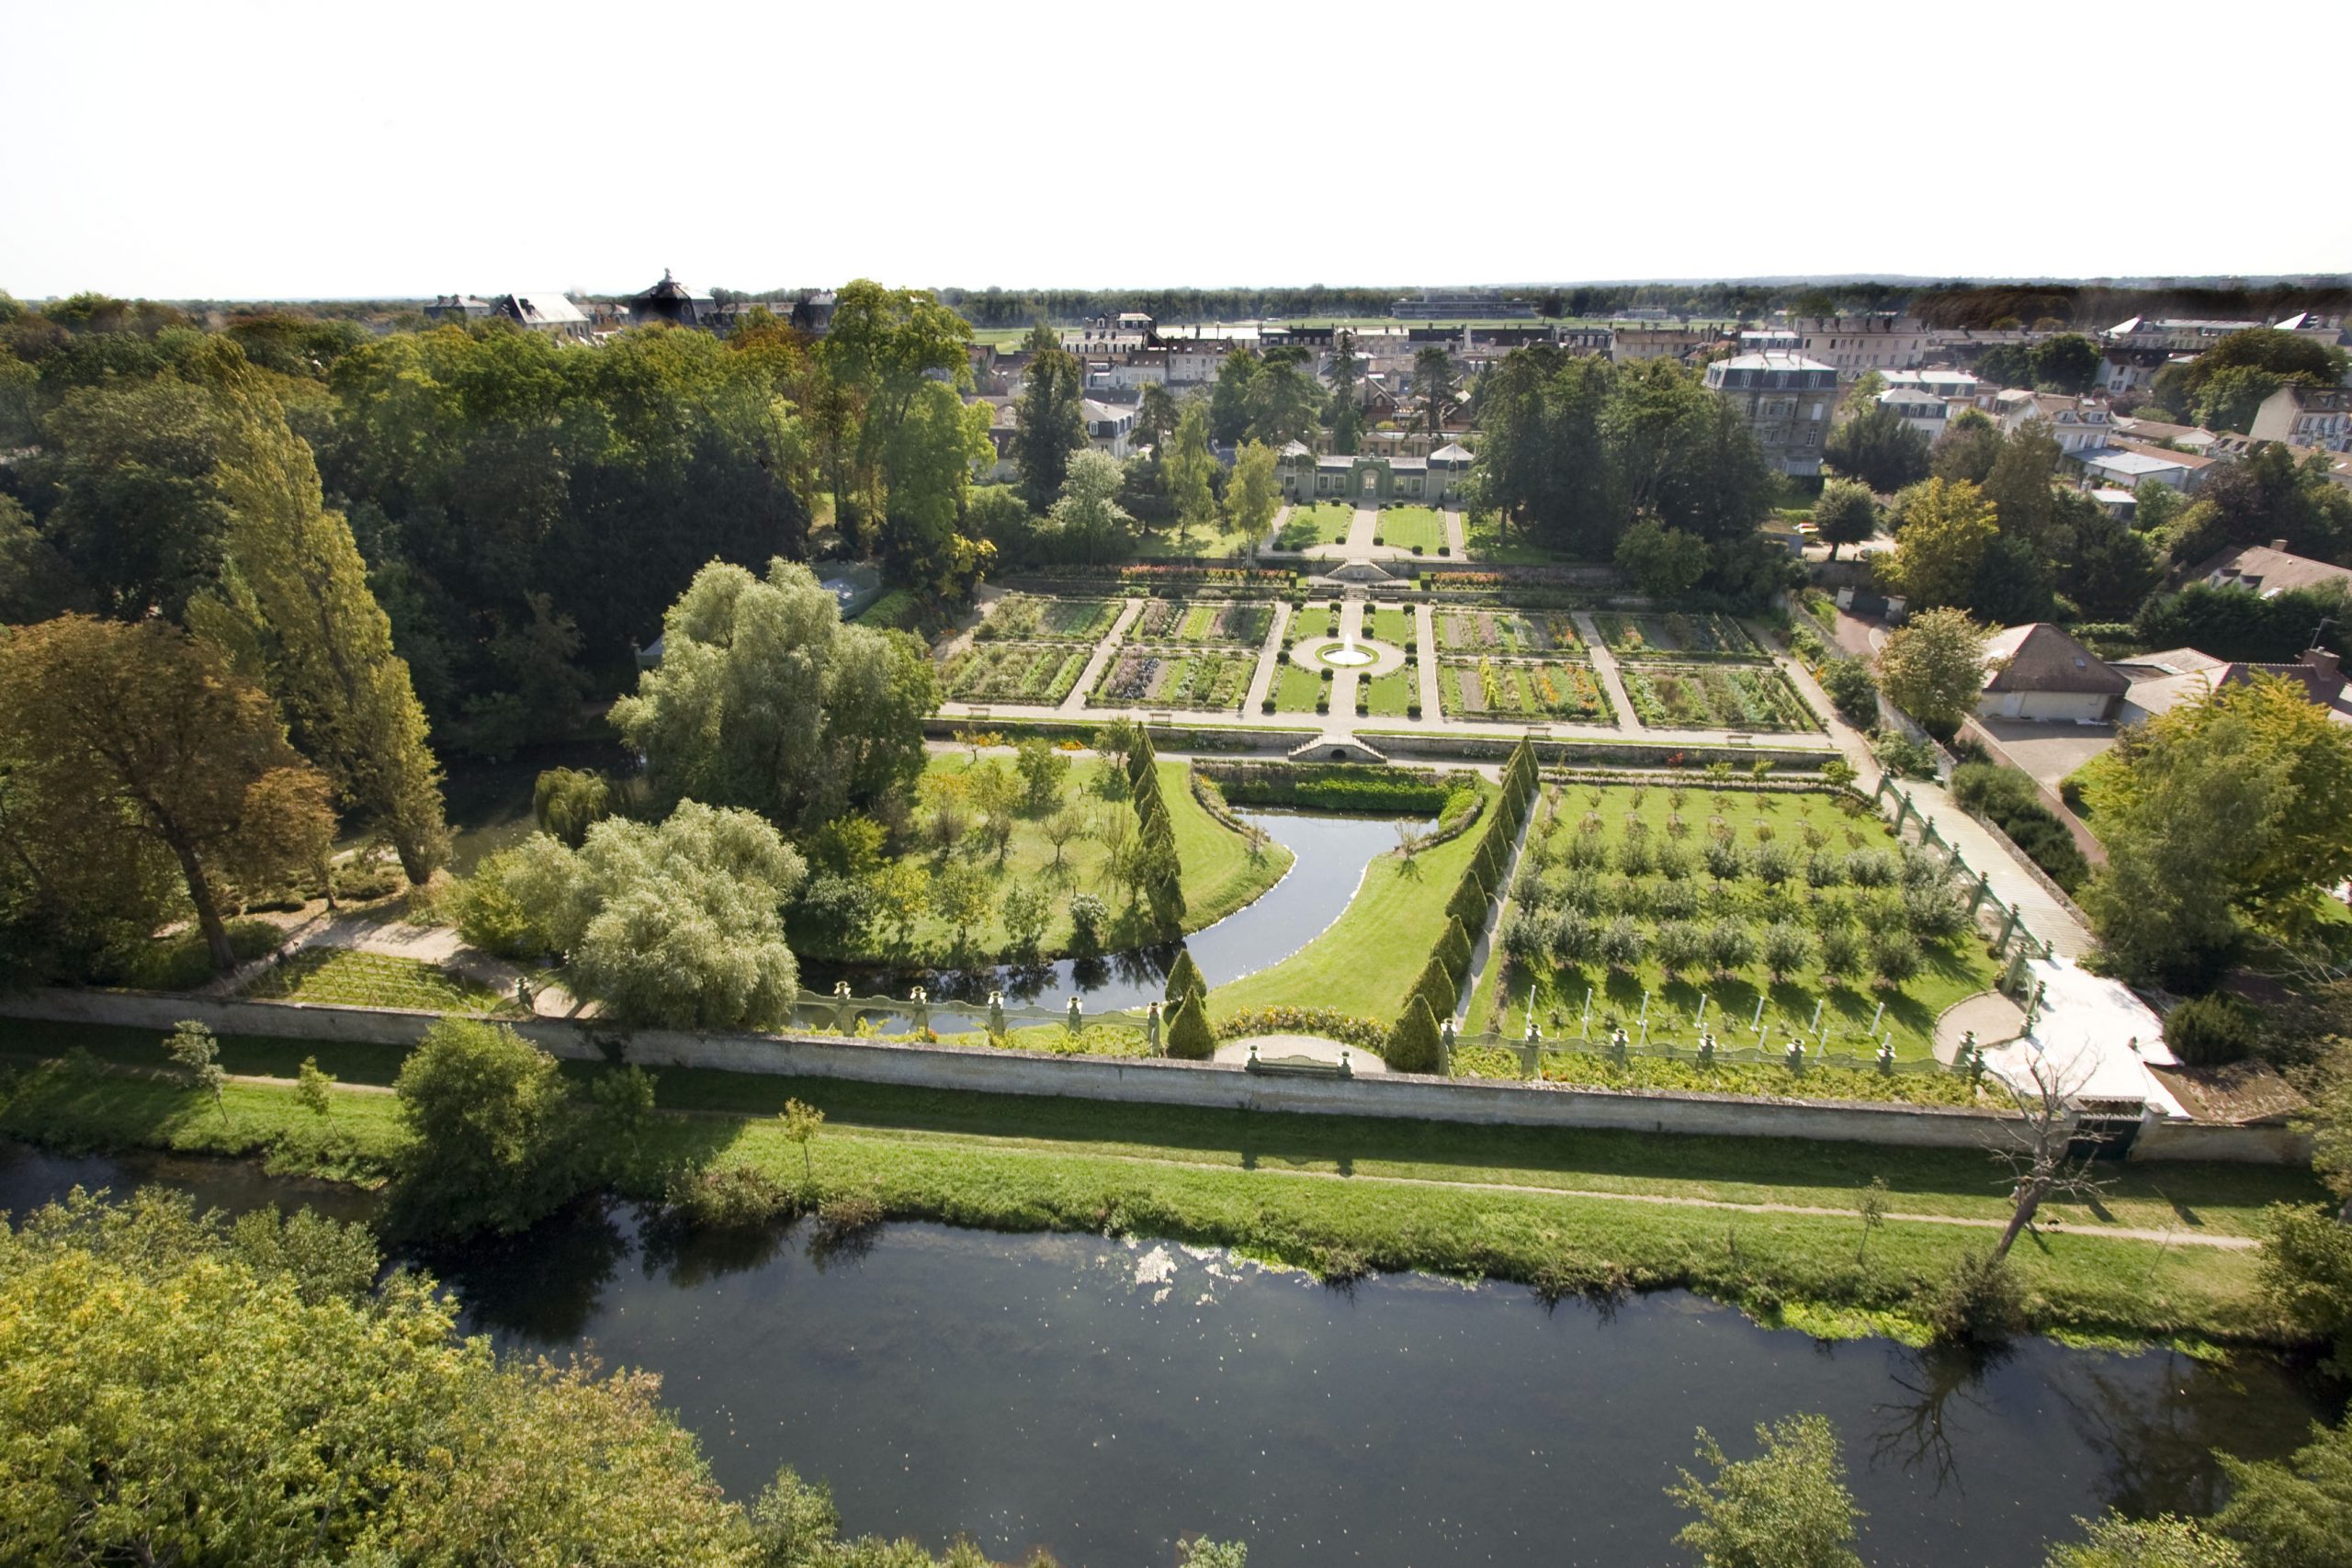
[2,1143,2335,1568]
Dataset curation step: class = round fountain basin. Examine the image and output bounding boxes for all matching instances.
[1321,646,1377,668]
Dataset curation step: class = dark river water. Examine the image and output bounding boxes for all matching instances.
[1,1143,2332,1568]
[804,808,1425,1013]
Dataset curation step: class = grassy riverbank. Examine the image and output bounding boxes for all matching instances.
[1,1017,2321,1348]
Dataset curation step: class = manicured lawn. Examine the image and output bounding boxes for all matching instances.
[1363,670,1416,717]
[1271,661,1329,715]
[805,756,1288,965]
[1273,502,1354,549]
[1368,605,1417,650]
[1374,506,1445,553]
[1463,514,1564,564]
[242,950,521,1017]
[0,1022,2312,1345]
[1214,780,1496,1023]
[1462,784,1995,1060]
[1133,517,1262,558]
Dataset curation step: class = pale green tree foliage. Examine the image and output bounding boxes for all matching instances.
[1667,1413,1864,1568]
[0,1188,776,1564]
[1165,401,1219,543]
[1228,440,1281,545]
[390,1017,586,1239]
[196,344,449,882]
[2045,1513,2244,1567]
[614,558,935,831]
[164,1019,227,1122]
[497,802,807,1031]
[2217,1415,2352,1568]
[1879,479,1999,612]
[1046,448,1134,562]
[1811,479,1879,561]
[1874,606,1986,738]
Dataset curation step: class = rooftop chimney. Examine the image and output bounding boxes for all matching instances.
[2304,647,2343,694]
[2273,539,2290,552]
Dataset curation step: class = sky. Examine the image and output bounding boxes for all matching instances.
[6,0,2346,302]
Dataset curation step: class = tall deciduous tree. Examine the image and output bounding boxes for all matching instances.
[0,615,334,972]
[1880,479,2000,612]
[1165,402,1219,544]
[1012,344,1087,512]
[1046,448,1135,562]
[1208,351,1258,446]
[200,349,448,882]
[612,558,935,831]
[1227,440,1281,546]
[1414,344,1453,437]
[1874,606,1986,739]
[1824,402,1931,493]
[1811,479,1879,561]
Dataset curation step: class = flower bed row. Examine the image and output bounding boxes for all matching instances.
[943,642,1091,704]
[1089,649,1254,710]
[1130,596,1274,645]
[1620,665,1817,731]
[1442,659,1612,722]
[1594,610,1765,662]
[974,593,1122,643]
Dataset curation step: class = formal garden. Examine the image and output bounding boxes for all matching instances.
[1090,647,1257,709]
[1434,606,1579,655]
[942,641,1094,704]
[1128,596,1274,645]
[1441,658,1613,722]
[1617,663,1819,731]
[1369,505,1445,554]
[1462,781,1996,1064]
[1272,502,1355,549]
[241,949,526,1018]
[1594,610,1763,661]
[971,592,1123,643]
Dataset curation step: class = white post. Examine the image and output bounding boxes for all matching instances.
[1638,991,1649,1027]
[1809,998,1823,1034]
[1695,994,1708,1031]
[1870,998,1885,1034]
[1750,995,1765,1032]
[1760,1021,1773,1053]
[1580,987,1592,1039]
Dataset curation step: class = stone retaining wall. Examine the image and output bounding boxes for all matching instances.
[3,988,2300,1162]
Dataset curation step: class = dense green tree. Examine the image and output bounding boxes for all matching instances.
[2216,1415,2352,1568]
[1229,439,1281,545]
[0,1188,785,1565]
[29,373,232,621]
[2056,493,2162,619]
[1044,448,1135,562]
[1666,1414,1864,1568]
[200,349,449,881]
[1929,408,2004,486]
[2027,334,2101,395]
[1012,343,1087,511]
[1875,606,1986,738]
[2169,442,2352,565]
[1982,417,2065,553]
[1134,380,1180,457]
[1385,992,1443,1073]
[2044,1513,2244,1568]
[1880,480,1999,612]
[1615,516,1712,596]
[389,1017,588,1239]
[816,278,977,536]
[1166,401,1219,544]
[614,558,935,831]
[0,493,87,622]
[0,615,334,973]
[1209,350,1258,446]
[1811,480,1879,560]
[494,801,807,1031]
[1249,358,1323,446]
[2153,328,2348,434]
[1824,402,1931,493]
[1414,344,1454,436]
[2134,581,2350,663]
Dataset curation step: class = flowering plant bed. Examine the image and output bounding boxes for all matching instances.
[1618,664,1819,731]
[1593,610,1764,662]
[973,593,1121,643]
[1130,596,1275,646]
[1089,648,1254,709]
[943,642,1091,704]
[1442,658,1611,722]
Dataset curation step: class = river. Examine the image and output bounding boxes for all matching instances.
[1,1143,2333,1567]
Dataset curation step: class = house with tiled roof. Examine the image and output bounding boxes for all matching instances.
[2250,384,2352,453]
[1976,623,2129,723]
[2078,440,2216,493]
[2192,541,2352,597]
[1996,391,2112,454]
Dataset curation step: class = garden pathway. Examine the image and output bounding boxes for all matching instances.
[1264,503,1293,555]
[1452,777,1538,1026]
[1057,598,1144,715]
[1755,623,2095,960]
[1241,601,1294,713]
[1329,599,1368,718]
[1442,509,1466,557]
[1413,604,1443,718]
[204,905,589,1018]
[1934,992,2028,1065]
[1341,507,1381,555]
[1571,612,1643,735]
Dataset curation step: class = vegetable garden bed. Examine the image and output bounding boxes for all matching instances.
[1434,606,1581,655]
[1619,664,1817,730]
[1593,610,1762,661]
[1442,658,1612,722]
[943,642,1092,704]
[974,593,1122,643]
[1091,648,1256,710]
[1129,597,1275,646]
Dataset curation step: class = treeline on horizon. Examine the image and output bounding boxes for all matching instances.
[30,279,2352,333]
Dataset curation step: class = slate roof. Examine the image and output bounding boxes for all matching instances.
[1981,623,2129,695]
[2192,543,2352,596]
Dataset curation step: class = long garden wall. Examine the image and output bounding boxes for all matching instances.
[3,987,2298,1162]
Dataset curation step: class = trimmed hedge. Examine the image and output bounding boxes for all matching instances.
[1165,995,1216,1060]
[1385,994,1444,1073]
[1199,761,1452,815]
[1950,762,2089,893]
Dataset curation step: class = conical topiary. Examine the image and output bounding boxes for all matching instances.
[1448,872,1489,931]
[1411,953,1456,1024]
[1164,949,1207,1008]
[1165,993,1216,1060]
[1385,993,1443,1074]
[1437,916,1474,982]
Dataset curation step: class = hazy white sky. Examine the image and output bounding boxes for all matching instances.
[6,0,2345,301]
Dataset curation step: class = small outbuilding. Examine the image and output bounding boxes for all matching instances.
[1977,623,2128,723]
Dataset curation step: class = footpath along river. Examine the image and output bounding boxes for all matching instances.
[1,1142,2337,1567]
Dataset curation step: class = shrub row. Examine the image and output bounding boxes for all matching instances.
[1197,761,1452,815]
[1211,1007,1388,1053]
[1949,762,2089,894]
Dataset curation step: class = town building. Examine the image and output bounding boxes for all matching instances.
[2105,317,2266,352]
[1391,290,1534,320]
[1059,314,1154,355]
[1996,391,2112,455]
[1080,399,1137,459]
[2249,384,2352,452]
[1789,315,1933,378]
[2078,442,2213,493]
[1703,352,1838,477]
[1277,441,1475,504]
[425,292,589,339]
[2111,646,2351,725]
[2096,347,2171,397]
[1977,623,2129,723]
[1883,367,1984,403]
[2107,415,2225,455]
[628,270,717,331]
[2193,540,2352,598]
[1876,385,1950,443]
[1611,326,1726,364]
